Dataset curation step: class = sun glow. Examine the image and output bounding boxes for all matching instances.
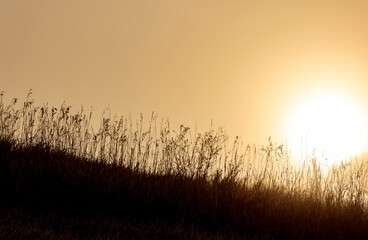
[287,91,368,168]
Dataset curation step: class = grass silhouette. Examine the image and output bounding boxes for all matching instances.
[1,90,368,239]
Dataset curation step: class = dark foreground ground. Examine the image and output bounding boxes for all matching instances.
[1,208,257,240]
[1,140,367,239]
[0,140,269,239]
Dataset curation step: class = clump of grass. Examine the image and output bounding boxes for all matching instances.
[1,90,368,239]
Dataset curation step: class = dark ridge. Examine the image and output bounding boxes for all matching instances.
[1,140,368,239]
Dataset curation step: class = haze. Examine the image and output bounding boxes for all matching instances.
[1,0,368,155]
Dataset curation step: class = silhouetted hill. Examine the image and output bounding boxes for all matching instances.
[1,93,368,239]
[1,140,368,239]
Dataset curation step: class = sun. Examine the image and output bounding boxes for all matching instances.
[287,91,367,168]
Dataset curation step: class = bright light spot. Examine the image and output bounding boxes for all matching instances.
[287,91,367,169]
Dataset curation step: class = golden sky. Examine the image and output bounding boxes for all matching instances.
[1,0,368,154]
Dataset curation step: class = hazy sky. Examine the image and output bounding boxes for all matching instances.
[2,0,368,150]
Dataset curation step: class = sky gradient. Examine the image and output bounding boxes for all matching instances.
[1,0,368,154]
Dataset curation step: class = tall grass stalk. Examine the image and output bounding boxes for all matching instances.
[2,91,368,239]
[1,91,368,211]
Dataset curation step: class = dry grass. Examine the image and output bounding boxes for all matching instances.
[1,90,368,239]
